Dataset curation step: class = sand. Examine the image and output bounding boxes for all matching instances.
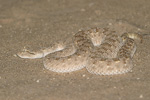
[0,0,150,100]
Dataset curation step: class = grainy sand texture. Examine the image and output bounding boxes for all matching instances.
[0,0,150,100]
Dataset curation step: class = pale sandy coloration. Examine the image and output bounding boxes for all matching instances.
[17,28,142,75]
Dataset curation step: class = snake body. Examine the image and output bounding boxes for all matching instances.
[17,28,142,75]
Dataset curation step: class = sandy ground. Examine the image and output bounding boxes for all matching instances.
[0,0,150,100]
